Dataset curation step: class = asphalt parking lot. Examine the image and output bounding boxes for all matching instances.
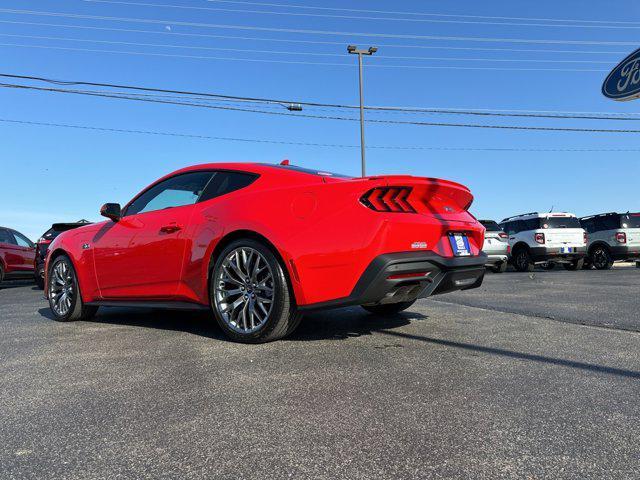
[1,267,639,479]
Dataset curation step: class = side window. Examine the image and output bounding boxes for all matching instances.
[524,219,539,231]
[512,220,524,233]
[602,215,619,231]
[125,171,215,216]
[12,231,33,248]
[0,229,16,245]
[581,218,594,233]
[198,171,258,203]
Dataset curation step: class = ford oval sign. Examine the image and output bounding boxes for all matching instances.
[602,47,640,101]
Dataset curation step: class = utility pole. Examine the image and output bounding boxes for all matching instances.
[347,45,377,177]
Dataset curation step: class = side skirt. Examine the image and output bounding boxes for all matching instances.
[85,300,210,311]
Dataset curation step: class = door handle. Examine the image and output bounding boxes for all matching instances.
[160,224,182,234]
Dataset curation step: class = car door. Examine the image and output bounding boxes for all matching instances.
[0,228,33,273]
[92,171,215,299]
[10,230,36,271]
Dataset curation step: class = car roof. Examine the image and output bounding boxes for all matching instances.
[500,212,577,223]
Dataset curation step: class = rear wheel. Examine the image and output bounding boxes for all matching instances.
[513,249,534,272]
[211,239,302,343]
[47,255,98,321]
[563,258,585,271]
[591,246,613,270]
[35,267,45,289]
[362,300,416,316]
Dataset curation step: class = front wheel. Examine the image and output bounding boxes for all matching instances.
[211,239,302,343]
[362,300,416,316]
[563,258,585,271]
[47,255,98,321]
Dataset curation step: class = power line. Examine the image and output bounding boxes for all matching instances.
[81,0,640,30]
[0,43,610,72]
[0,20,629,56]
[204,0,640,26]
[6,82,640,133]
[0,33,617,64]
[5,117,640,151]
[4,73,639,121]
[1,9,639,45]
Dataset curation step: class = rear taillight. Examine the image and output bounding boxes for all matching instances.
[535,233,545,244]
[583,232,588,244]
[616,232,627,244]
[498,232,508,239]
[507,245,511,254]
[360,187,416,213]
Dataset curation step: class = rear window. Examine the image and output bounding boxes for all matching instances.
[621,214,640,228]
[266,164,352,179]
[541,217,581,229]
[479,220,502,232]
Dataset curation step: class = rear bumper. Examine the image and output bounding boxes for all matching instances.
[299,251,487,311]
[530,246,586,262]
[485,253,508,267]
[610,245,640,260]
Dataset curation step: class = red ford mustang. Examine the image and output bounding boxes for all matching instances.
[45,162,486,342]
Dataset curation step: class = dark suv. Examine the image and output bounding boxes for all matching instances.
[35,221,91,288]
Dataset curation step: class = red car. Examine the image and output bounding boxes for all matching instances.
[0,227,36,283]
[45,163,487,343]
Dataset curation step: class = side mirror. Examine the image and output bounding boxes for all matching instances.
[100,203,121,222]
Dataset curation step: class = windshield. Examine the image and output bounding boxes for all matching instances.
[621,214,640,228]
[541,217,581,229]
[480,220,502,232]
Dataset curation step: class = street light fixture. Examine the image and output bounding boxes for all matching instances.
[347,45,377,177]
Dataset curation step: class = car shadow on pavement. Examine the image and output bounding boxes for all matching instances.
[288,307,429,342]
[378,329,640,380]
[37,305,428,343]
[37,307,228,340]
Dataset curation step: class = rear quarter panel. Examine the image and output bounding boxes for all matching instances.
[182,173,483,306]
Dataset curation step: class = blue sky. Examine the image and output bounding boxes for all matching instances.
[2,0,640,240]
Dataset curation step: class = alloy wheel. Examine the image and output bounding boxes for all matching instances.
[593,248,609,269]
[49,260,74,317]
[214,247,274,334]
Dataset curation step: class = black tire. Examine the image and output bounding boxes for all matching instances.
[563,258,585,271]
[489,262,507,273]
[47,255,98,321]
[0,263,4,285]
[362,300,416,316]
[35,267,45,289]
[539,262,555,270]
[590,246,613,270]
[512,248,534,272]
[210,238,302,343]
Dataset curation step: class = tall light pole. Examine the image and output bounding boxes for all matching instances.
[348,45,377,177]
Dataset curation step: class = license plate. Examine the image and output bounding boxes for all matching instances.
[449,233,471,257]
[560,246,573,254]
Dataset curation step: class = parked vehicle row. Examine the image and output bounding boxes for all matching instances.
[478,211,640,272]
[2,162,637,343]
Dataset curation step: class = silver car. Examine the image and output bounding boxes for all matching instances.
[480,220,510,273]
